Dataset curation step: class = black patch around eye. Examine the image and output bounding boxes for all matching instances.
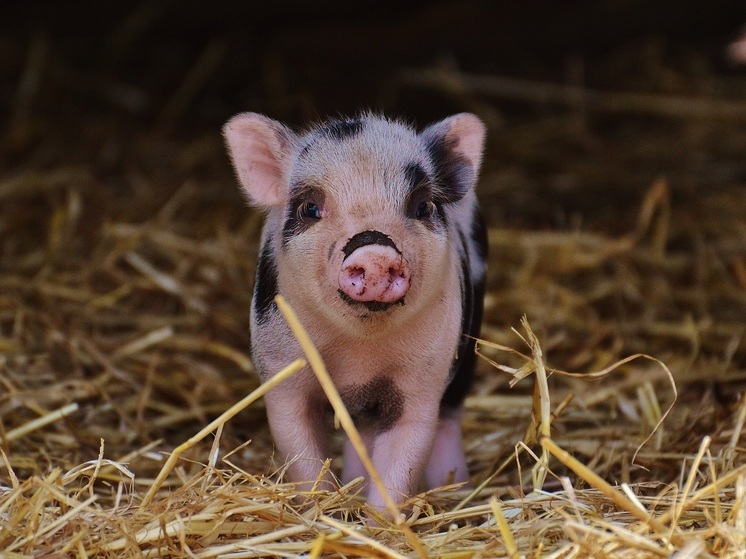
[426,135,474,204]
[253,241,279,324]
[404,162,443,225]
[281,186,323,249]
[405,185,447,230]
[321,118,363,140]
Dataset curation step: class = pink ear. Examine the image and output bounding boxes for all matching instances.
[421,113,486,202]
[223,113,296,208]
[442,113,486,176]
[428,113,486,176]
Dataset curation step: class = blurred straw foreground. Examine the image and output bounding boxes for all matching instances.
[1,2,746,557]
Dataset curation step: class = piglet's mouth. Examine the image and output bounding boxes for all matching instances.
[338,290,405,312]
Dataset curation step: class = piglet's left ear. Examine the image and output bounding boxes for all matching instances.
[223,112,297,209]
[421,113,486,203]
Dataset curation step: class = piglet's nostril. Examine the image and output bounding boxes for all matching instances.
[348,267,365,286]
[388,265,406,282]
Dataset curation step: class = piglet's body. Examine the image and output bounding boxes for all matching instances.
[224,112,487,509]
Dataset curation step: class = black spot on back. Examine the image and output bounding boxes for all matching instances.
[253,241,279,324]
[440,230,484,414]
[341,230,400,258]
[321,118,363,141]
[339,377,405,432]
[426,135,475,204]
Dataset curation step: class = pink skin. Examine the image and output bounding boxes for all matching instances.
[342,431,374,484]
[424,414,471,489]
[338,245,411,303]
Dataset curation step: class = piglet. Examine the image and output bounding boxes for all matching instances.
[223,112,487,510]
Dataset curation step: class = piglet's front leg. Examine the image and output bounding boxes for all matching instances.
[365,401,441,512]
[263,384,333,492]
[425,411,470,489]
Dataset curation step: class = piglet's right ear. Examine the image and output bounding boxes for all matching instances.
[223,113,296,208]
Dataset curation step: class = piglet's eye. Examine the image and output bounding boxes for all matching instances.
[298,201,321,220]
[415,199,436,219]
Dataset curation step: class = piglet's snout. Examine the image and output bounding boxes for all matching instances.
[338,245,411,303]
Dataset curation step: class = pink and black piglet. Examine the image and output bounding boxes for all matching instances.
[223,112,487,510]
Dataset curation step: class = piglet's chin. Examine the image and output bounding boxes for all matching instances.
[337,290,406,313]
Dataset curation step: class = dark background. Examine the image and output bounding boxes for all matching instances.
[3,0,746,227]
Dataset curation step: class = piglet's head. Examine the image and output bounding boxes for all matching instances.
[224,112,485,329]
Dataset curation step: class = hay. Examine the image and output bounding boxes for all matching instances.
[2,178,745,556]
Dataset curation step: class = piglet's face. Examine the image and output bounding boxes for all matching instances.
[224,113,485,330]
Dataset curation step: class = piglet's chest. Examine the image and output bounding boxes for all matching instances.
[336,377,405,431]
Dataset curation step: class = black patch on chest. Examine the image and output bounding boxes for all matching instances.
[253,241,279,323]
[341,230,400,258]
[339,377,405,431]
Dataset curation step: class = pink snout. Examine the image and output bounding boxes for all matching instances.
[338,245,411,303]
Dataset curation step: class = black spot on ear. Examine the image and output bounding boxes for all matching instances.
[253,241,279,324]
[426,135,475,204]
[321,118,363,141]
[440,230,484,413]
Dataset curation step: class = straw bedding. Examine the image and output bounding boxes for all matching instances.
[1,6,745,557]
